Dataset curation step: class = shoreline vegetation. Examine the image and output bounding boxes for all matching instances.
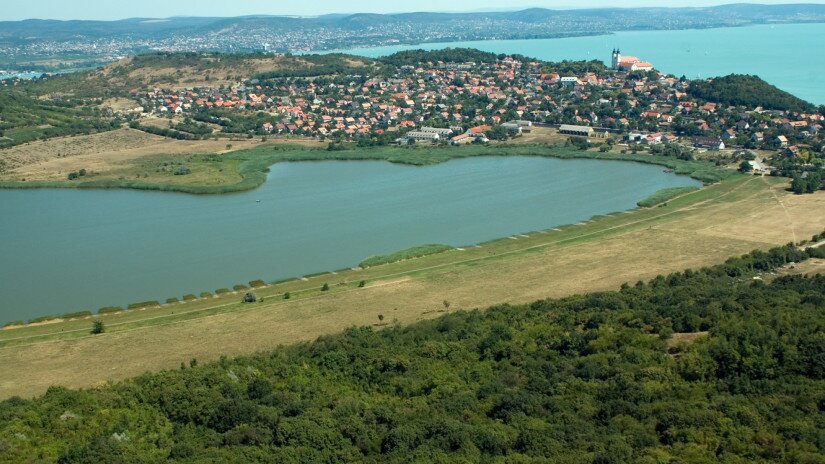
[0,145,730,195]
[359,244,456,268]
[636,186,701,207]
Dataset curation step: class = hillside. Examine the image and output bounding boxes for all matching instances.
[19,52,376,97]
[1,244,824,462]
[0,92,118,151]
[687,74,816,113]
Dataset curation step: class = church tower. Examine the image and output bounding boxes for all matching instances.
[611,49,621,70]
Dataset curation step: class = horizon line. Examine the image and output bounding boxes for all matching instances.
[4,2,825,23]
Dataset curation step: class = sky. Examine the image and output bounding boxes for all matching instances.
[4,0,825,21]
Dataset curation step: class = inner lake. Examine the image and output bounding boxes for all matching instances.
[0,156,700,322]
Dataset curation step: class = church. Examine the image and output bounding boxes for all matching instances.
[611,49,654,72]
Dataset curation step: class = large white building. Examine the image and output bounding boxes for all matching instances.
[611,49,654,72]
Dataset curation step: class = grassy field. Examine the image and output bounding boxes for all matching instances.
[0,143,734,194]
[1,174,823,399]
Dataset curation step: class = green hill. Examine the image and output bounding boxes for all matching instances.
[687,74,816,113]
[1,244,824,463]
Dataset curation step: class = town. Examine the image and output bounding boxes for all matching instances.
[120,50,823,172]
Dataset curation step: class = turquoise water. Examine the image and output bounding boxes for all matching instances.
[336,23,825,105]
[0,157,699,323]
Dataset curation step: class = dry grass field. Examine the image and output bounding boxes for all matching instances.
[0,175,823,399]
[0,128,264,182]
[0,127,328,184]
[93,55,373,89]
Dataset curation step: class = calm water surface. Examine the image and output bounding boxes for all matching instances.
[0,157,699,322]
[336,23,825,105]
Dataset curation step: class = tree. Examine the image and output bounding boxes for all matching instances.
[90,320,105,334]
[739,161,753,173]
[242,292,257,303]
[321,283,330,292]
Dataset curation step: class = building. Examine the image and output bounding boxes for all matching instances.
[559,125,595,138]
[611,49,654,72]
[560,77,579,87]
[693,136,725,150]
[451,133,473,145]
[404,131,441,143]
[418,127,453,136]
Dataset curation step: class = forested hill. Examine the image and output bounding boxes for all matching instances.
[687,74,817,113]
[2,242,824,463]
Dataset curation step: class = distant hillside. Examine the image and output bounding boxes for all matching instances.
[1,4,825,46]
[19,52,376,97]
[687,74,817,113]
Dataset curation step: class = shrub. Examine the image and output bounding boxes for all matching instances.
[321,283,330,292]
[233,284,249,292]
[173,166,191,176]
[27,315,57,324]
[243,292,257,303]
[200,292,213,299]
[215,288,231,295]
[98,306,124,315]
[360,244,454,268]
[249,280,267,288]
[183,294,198,301]
[166,297,179,304]
[90,320,105,335]
[283,292,291,300]
[127,301,161,310]
[62,311,92,319]
[2,320,25,328]
[358,280,366,288]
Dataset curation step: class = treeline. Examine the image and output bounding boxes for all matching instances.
[380,48,501,66]
[542,59,607,75]
[791,170,824,194]
[687,74,815,113]
[255,54,375,79]
[2,243,825,462]
[128,121,202,140]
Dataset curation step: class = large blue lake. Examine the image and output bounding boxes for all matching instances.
[0,157,699,322]
[337,23,825,105]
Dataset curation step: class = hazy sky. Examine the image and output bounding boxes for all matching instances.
[4,0,825,21]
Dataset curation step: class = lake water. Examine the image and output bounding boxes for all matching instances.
[336,23,825,105]
[0,157,699,323]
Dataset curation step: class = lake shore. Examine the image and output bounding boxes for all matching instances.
[0,144,731,195]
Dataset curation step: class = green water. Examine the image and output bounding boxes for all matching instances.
[0,157,700,323]
[337,23,825,105]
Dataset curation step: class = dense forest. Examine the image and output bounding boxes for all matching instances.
[1,242,824,463]
[687,74,816,113]
[379,48,502,67]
